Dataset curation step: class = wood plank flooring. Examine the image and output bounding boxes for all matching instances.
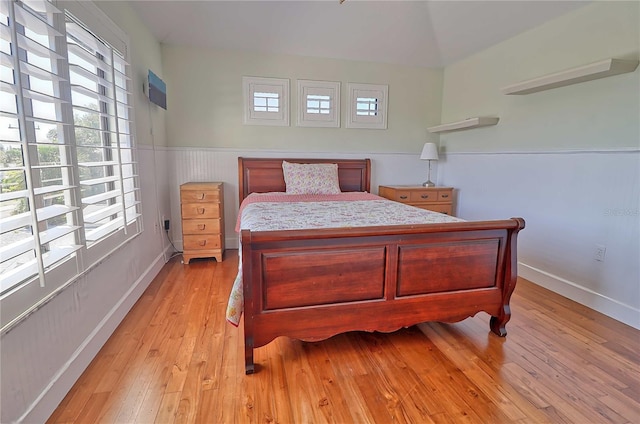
[48,252,640,423]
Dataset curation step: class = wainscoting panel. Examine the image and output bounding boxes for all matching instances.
[167,148,433,250]
[166,147,639,329]
[439,149,640,329]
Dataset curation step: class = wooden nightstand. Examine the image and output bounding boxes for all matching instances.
[378,185,454,215]
[180,182,225,263]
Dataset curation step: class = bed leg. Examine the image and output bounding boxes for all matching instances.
[245,337,255,375]
[490,304,511,337]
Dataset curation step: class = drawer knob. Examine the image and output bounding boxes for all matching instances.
[197,193,205,200]
[421,194,429,199]
[197,224,206,230]
[441,194,449,198]
[197,208,205,214]
[399,195,408,200]
[199,240,207,246]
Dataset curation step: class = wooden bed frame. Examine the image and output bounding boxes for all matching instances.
[238,157,525,374]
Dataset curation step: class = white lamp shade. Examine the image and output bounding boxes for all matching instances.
[420,143,439,161]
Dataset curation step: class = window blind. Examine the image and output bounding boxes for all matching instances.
[0,0,141,331]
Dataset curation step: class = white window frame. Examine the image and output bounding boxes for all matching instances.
[346,83,388,130]
[296,80,340,128]
[242,76,289,126]
[0,0,141,332]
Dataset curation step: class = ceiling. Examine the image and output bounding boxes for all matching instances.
[128,0,590,68]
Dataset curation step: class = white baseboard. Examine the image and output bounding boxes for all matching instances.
[518,262,640,330]
[20,246,171,424]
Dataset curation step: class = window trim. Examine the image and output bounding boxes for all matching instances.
[242,76,290,127]
[346,83,388,130]
[296,79,340,128]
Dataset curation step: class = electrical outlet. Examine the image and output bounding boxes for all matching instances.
[594,245,606,262]
[153,222,160,234]
[164,219,170,231]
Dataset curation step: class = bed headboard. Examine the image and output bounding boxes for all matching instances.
[238,157,371,203]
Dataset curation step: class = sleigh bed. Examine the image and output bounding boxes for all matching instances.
[230,157,524,374]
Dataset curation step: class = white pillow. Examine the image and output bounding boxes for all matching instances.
[282,161,341,195]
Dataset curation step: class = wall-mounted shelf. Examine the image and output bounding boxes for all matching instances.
[427,117,499,133]
[502,58,639,95]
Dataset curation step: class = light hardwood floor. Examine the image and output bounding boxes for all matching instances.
[48,252,640,423]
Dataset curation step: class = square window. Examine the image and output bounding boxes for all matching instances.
[243,76,289,126]
[346,83,388,129]
[297,80,340,128]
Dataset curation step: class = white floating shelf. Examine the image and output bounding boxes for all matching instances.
[427,117,499,133]
[502,58,639,95]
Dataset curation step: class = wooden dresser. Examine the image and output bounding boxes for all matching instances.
[180,182,224,263]
[378,185,454,215]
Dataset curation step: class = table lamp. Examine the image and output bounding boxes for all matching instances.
[420,143,439,187]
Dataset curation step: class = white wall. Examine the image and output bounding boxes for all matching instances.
[440,151,639,327]
[0,2,171,422]
[438,1,640,328]
[161,46,444,153]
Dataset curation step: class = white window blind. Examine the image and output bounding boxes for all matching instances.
[296,80,340,128]
[65,14,140,245]
[356,97,378,116]
[346,83,388,129]
[242,76,289,126]
[253,91,279,113]
[306,94,331,114]
[0,0,141,332]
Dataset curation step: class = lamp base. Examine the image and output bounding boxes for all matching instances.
[422,180,435,187]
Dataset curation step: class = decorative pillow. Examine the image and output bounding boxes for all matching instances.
[282,161,341,195]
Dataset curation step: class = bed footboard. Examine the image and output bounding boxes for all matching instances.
[242,218,524,374]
